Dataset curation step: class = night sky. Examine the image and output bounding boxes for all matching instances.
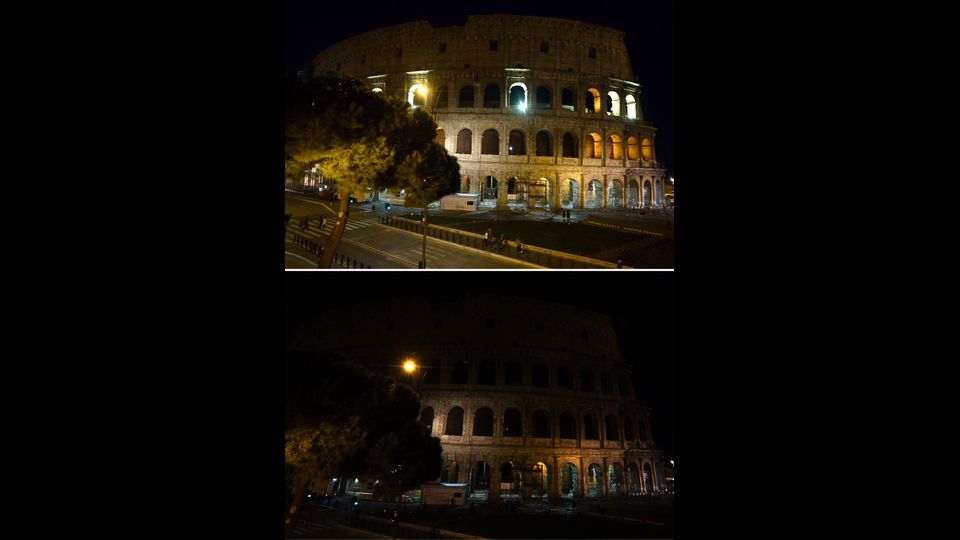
[286,273,674,458]
[284,0,675,178]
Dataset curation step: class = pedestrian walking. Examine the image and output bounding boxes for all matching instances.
[319,216,325,230]
[483,230,489,246]
[516,238,523,254]
[301,217,309,231]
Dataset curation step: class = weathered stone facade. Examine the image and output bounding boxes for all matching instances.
[311,15,668,210]
[291,295,668,501]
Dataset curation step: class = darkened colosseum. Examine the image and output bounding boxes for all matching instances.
[289,295,668,502]
[310,14,668,210]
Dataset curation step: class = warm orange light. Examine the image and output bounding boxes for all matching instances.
[403,360,417,373]
[416,86,428,96]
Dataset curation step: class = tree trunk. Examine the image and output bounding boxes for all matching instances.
[285,473,310,538]
[318,191,351,268]
[421,205,428,269]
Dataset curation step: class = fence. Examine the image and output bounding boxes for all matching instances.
[289,233,373,269]
[379,216,628,269]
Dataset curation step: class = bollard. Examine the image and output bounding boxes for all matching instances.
[617,260,623,269]
[346,255,351,267]
[352,260,357,268]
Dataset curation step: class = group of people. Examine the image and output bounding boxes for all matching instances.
[284,214,325,233]
[482,229,523,255]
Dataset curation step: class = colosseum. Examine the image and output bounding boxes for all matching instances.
[310,14,668,210]
[289,295,668,502]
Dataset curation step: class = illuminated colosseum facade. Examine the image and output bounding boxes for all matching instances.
[311,14,668,210]
[290,295,668,501]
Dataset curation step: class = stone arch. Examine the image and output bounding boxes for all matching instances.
[435,85,449,108]
[604,413,620,440]
[608,462,624,495]
[531,461,549,500]
[656,178,664,206]
[585,179,603,208]
[560,462,579,498]
[607,179,623,208]
[586,132,602,159]
[625,94,637,119]
[561,87,576,111]
[535,86,552,109]
[508,129,526,155]
[503,407,523,437]
[535,130,552,156]
[472,461,491,490]
[408,83,427,108]
[460,175,469,193]
[531,409,550,437]
[458,85,475,108]
[562,178,579,209]
[622,414,635,441]
[586,463,603,497]
[562,132,578,157]
[420,406,434,435]
[441,459,459,483]
[627,136,639,160]
[584,87,601,113]
[508,82,527,110]
[583,412,599,440]
[456,129,472,154]
[481,129,500,155]
[628,462,641,494]
[558,410,576,439]
[483,176,498,202]
[444,406,464,436]
[531,177,550,209]
[643,462,654,492]
[608,134,623,160]
[473,406,494,436]
[483,83,501,108]
[643,179,653,208]
[628,179,640,209]
[606,90,621,116]
[641,137,653,160]
[506,177,517,195]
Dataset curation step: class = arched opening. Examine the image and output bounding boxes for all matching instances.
[472,461,491,491]
[608,134,623,160]
[585,132,602,159]
[473,407,494,436]
[500,461,521,495]
[535,86,551,109]
[508,83,527,110]
[503,408,523,436]
[456,129,472,154]
[530,177,550,209]
[562,179,579,209]
[607,179,622,208]
[441,459,459,483]
[586,179,602,208]
[408,84,427,108]
[508,130,526,155]
[483,83,501,108]
[584,414,599,440]
[628,463,641,495]
[436,85,449,108]
[535,130,552,156]
[478,360,496,385]
[561,463,579,498]
[561,87,575,111]
[557,366,573,389]
[623,414,635,441]
[628,179,640,209]
[444,406,463,436]
[584,88,601,113]
[531,462,549,500]
[450,361,468,384]
[643,463,654,493]
[641,137,653,160]
[420,407,434,435]
[505,361,521,384]
[460,175,469,193]
[458,85,475,108]
[625,94,637,119]
[561,132,578,158]
[532,410,550,437]
[483,176,498,202]
[605,414,620,441]
[606,90,621,116]
[371,88,383,93]
[481,129,499,155]
[643,180,652,208]
[627,136,639,160]
[587,463,603,497]
[608,463,624,495]
[559,411,576,439]
[507,177,517,195]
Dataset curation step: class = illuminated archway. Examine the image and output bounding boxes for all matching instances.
[586,180,602,208]
[607,179,623,208]
[625,94,637,119]
[584,88,601,113]
[562,178,579,209]
[508,82,527,111]
[627,136,639,160]
[641,137,653,160]
[407,84,427,108]
[606,90,621,116]
[608,134,623,160]
[586,132,602,159]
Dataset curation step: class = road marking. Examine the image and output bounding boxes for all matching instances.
[284,251,315,265]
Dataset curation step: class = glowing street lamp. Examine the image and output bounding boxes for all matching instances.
[403,359,417,374]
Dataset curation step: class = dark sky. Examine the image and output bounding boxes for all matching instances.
[286,272,674,457]
[284,0,675,178]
